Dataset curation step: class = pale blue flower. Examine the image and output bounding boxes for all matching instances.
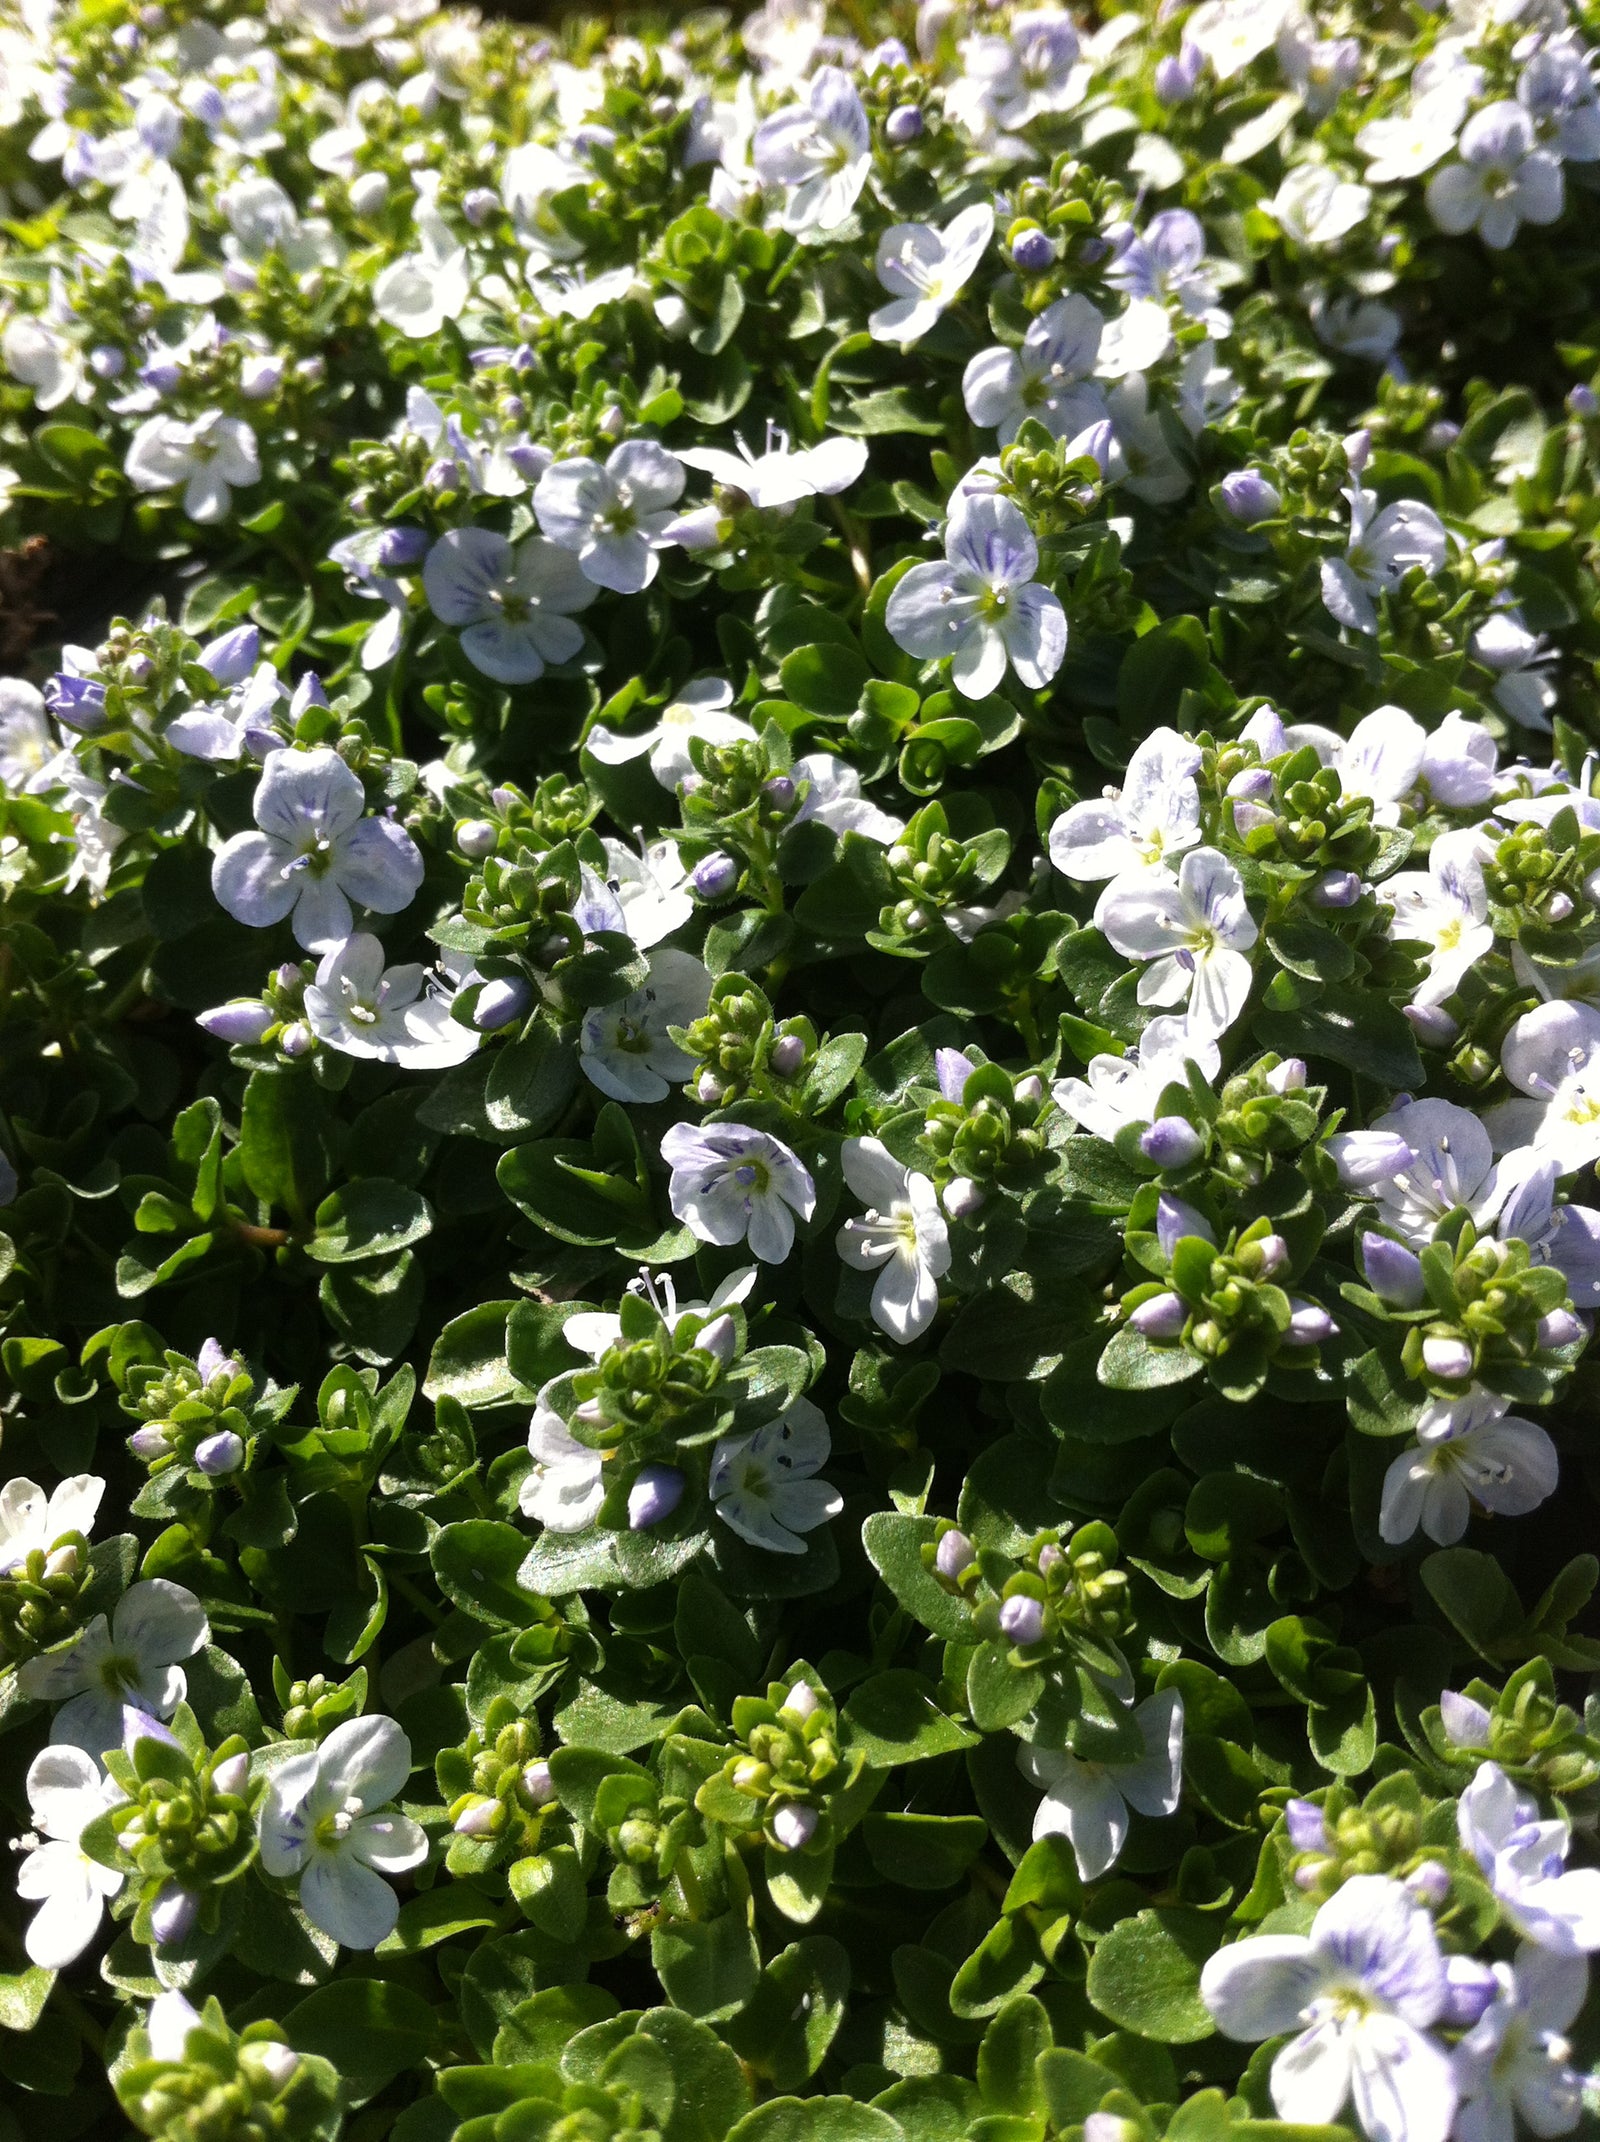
[533,442,686,593]
[886,492,1067,699]
[710,1395,841,1554]
[752,66,870,233]
[1458,1762,1600,1954]
[423,526,596,685]
[661,1121,816,1263]
[258,1715,426,1950]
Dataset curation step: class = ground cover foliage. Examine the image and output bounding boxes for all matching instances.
[5,0,1600,2135]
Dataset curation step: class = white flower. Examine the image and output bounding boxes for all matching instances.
[1472,614,1558,732]
[793,753,903,843]
[1419,711,1498,808]
[1096,847,1259,1039]
[1427,102,1563,252]
[1201,1875,1456,2142]
[868,203,993,346]
[1380,1390,1559,1546]
[752,66,870,233]
[562,1266,758,1363]
[0,679,64,793]
[1103,374,1190,504]
[519,1395,606,1532]
[574,838,694,947]
[579,949,711,1102]
[586,678,756,791]
[303,932,479,1068]
[1185,0,1297,82]
[373,204,471,338]
[60,763,127,899]
[1328,1096,1508,1244]
[1322,490,1450,636]
[962,295,1106,446]
[1271,162,1371,247]
[886,492,1067,700]
[1047,727,1202,883]
[1052,1015,1220,1141]
[1458,1762,1600,1955]
[15,1745,124,1968]
[1311,294,1402,365]
[124,412,261,524]
[221,174,341,274]
[0,1474,102,1572]
[500,142,586,263]
[259,1714,426,1950]
[2,312,85,411]
[534,443,686,594]
[1381,828,1495,1008]
[661,1121,817,1263]
[422,527,597,686]
[1499,1000,1600,1173]
[709,1395,842,1554]
[836,1136,952,1343]
[1453,1944,1586,2142]
[672,425,868,535]
[1519,42,1600,163]
[1018,1690,1183,1880]
[1358,80,1474,182]
[211,747,425,954]
[18,1579,209,1760]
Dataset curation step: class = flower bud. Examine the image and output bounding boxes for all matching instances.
[1014,1074,1044,1104]
[349,170,390,215]
[456,818,498,858]
[690,851,740,900]
[1154,40,1203,102]
[1546,891,1575,923]
[197,999,275,1046]
[462,186,499,226]
[240,354,285,399]
[522,1759,555,1805]
[695,1314,737,1366]
[89,344,126,380]
[654,295,692,338]
[474,978,533,1031]
[1253,1232,1290,1278]
[943,1175,986,1218]
[1568,384,1599,418]
[1539,1307,1586,1351]
[1227,765,1275,802]
[1424,420,1461,454]
[491,787,519,813]
[129,1425,170,1461]
[1361,1232,1426,1309]
[1422,1335,1473,1380]
[697,1070,726,1105]
[1440,1955,1499,2029]
[1266,1057,1306,1093]
[999,1594,1046,1646]
[783,1680,820,1720]
[599,405,626,441]
[769,1034,806,1078]
[149,1886,198,1946]
[1131,1291,1187,1341]
[764,775,797,813]
[1231,801,1276,836]
[1139,1116,1205,1169]
[211,1753,249,1798]
[1010,226,1054,272]
[1283,1798,1329,1853]
[243,2041,301,2093]
[195,1430,245,1477]
[1439,1689,1493,1750]
[1405,1861,1451,1907]
[1286,1300,1335,1346]
[1219,471,1281,526]
[43,1542,81,1579]
[274,963,303,993]
[628,1465,685,1530]
[280,1021,313,1059]
[885,103,924,143]
[771,1803,818,1852]
[454,1799,500,1837]
[1403,1002,1460,1047]
[1311,869,1361,908]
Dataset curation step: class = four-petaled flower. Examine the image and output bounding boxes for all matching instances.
[1380,828,1495,1009]
[125,411,261,524]
[423,527,597,685]
[1379,1389,1559,1546]
[1018,1689,1184,1880]
[962,294,1106,446]
[15,1744,125,1968]
[579,949,711,1102]
[534,442,686,594]
[211,747,425,953]
[258,1714,427,1949]
[752,66,871,233]
[19,1578,209,1760]
[302,931,479,1068]
[1457,1761,1600,1955]
[0,1473,103,1574]
[709,1395,842,1554]
[869,203,994,346]
[1096,847,1259,1038]
[1048,726,1202,885]
[886,493,1067,700]
[661,1121,817,1263]
[1452,1942,1587,2142]
[835,1136,952,1343]
[1322,489,1449,636]
[1426,102,1563,252]
[586,677,757,792]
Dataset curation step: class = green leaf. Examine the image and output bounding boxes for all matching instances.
[726,2099,905,2142]
[1253,986,1424,1090]
[424,1302,532,1408]
[0,1966,54,2032]
[1116,617,1211,736]
[863,1813,989,1889]
[484,1025,582,1138]
[861,1514,973,1641]
[239,1068,327,1225]
[1083,1909,1218,2043]
[844,1670,978,1766]
[780,641,872,717]
[1097,1326,1204,1391]
[650,1909,759,2022]
[433,1521,549,1629]
[283,1978,436,2105]
[723,1939,850,2091]
[977,1994,1053,2115]
[305,1179,433,1263]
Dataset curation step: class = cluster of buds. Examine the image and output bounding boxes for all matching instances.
[103,1721,258,1950]
[566,1276,744,1460]
[195,958,312,1058]
[1271,425,1363,517]
[1124,1199,1335,1375]
[696,1678,846,1855]
[921,1057,1049,1189]
[680,734,798,836]
[1360,1219,1579,1393]
[928,1521,1135,1682]
[674,972,814,1107]
[0,1531,94,1664]
[453,773,596,864]
[1208,1054,1321,1188]
[441,1705,561,1872]
[122,1340,258,1482]
[879,801,1011,943]
[1429,1662,1600,1802]
[272,1659,368,1743]
[117,1996,335,2142]
[1223,744,1385,896]
[1483,816,1598,937]
[1281,1786,1454,1916]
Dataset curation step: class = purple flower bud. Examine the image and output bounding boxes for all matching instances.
[45,673,107,732]
[1423,420,1461,453]
[198,625,260,685]
[1286,1300,1336,1346]
[599,405,626,441]
[239,354,285,400]
[1440,1690,1493,1749]
[943,1175,986,1218]
[373,524,430,570]
[196,1337,230,1382]
[149,1886,199,1947]
[696,1314,737,1366]
[456,818,498,859]
[1284,1798,1329,1854]
[1036,1543,1062,1575]
[1253,1232,1290,1278]
[139,358,184,395]
[1361,1233,1427,1309]
[1267,1058,1307,1093]
[1014,1075,1044,1105]
[1157,1192,1214,1258]
[628,1465,685,1530]
[505,442,553,483]
[1405,1861,1451,1907]
[1227,766,1275,802]
[771,1803,818,1852]
[223,261,259,297]
[690,851,740,900]
[280,1022,313,1059]
[491,787,519,813]
[770,1034,806,1078]
[1403,1003,1460,1047]
[1132,1291,1189,1341]
[935,1528,974,1580]
[1139,1116,1205,1169]
[764,775,797,813]
[1010,226,1054,272]
[1155,41,1204,103]
[1568,384,1598,418]
[885,104,925,143]
[124,1707,182,1754]
[453,1799,500,1837]
[1232,802,1276,836]
[129,1426,169,1461]
[1547,891,1575,923]
[123,652,155,685]
[1422,1335,1473,1380]
[461,186,499,226]
[475,978,533,1031]
[1539,1307,1586,1351]
[782,1681,820,1720]
[211,1752,249,1797]
[197,1000,275,1045]
[522,1759,555,1805]
[89,344,125,380]
[696,1071,726,1105]
[349,170,390,216]
[274,963,303,993]
[1440,1955,1499,2029]
[1311,870,1362,909]
[1219,471,1281,526]
[195,1430,245,1477]
[999,1594,1046,1646]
